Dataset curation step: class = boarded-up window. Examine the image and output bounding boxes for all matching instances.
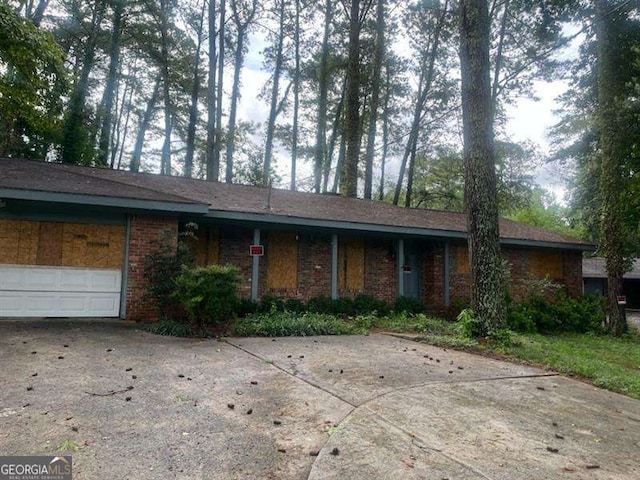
[454,245,470,275]
[193,227,220,266]
[266,232,298,289]
[530,250,564,279]
[0,219,124,269]
[338,237,365,291]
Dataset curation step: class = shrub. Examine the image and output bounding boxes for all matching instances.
[143,225,196,319]
[394,296,426,314]
[306,296,333,314]
[143,320,194,337]
[285,298,306,313]
[237,298,259,317]
[507,293,605,334]
[306,296,356,316]
[173,264,242,331]
[260,295,286,313]
[454,308,483,338]
[233,311,359,337]
[353,294,391,315]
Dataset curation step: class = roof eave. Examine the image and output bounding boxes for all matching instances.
[205,210,591,250]
[0,188,210,215]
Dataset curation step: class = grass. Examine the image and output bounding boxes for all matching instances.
[422,328,640,400]
[495,332,640,399]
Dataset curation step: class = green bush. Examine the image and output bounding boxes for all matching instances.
[237,298,259,317]
[142,320,194,337]
[507,293,605,334]
[260,295,286,312]
[353,294,391,315]
[285,298,306,313]
[173,265,242,331]
[306,296,356,316]
[143,224,198,320]
[394,296,426,314]
[454,308,483,338]
[233,311,361,337]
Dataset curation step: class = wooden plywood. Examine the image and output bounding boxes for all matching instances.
[454,245,470,275]
[0,220,21,264]
[338,237,364,292]
[1,220,124,268]
[194,227,220,266]
[266,232,298,289]
[0,220,39,265]
[530,250,564,279]
[61,223,125,269]
[37,222,63,265]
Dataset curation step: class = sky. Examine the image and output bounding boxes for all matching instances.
[229,17,581,203]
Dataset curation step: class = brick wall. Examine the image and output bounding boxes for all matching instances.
[364,238,396,303]
[123,216,585,318]
[219,226,254,299]
[296,233,332,300]
[125,215,179,321]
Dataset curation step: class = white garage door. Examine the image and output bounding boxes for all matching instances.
[0,265,121,317]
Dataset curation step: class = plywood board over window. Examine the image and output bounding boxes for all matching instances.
[338,237,365,292]
[0,219,125,269]
[193,227,220,266]
[266,232,298,289]
[454,245,470,275]
[530,250,564,279]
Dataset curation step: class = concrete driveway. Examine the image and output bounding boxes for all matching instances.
[1,320,639,479]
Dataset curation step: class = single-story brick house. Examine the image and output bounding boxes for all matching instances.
[583,257,640,309]
[0,158,591,320]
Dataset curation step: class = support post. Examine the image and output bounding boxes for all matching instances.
[397,238,405,298]
[120,214,131,319]
[251,228,260,301]
[444,242,450,308]
[331,234,338,300]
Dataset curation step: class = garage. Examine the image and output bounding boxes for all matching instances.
[0,219,125,317]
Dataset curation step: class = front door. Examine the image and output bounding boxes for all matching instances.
[403,244,421,298]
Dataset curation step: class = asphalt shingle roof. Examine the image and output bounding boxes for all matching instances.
[583,258,640,279]
[0,158,591,248]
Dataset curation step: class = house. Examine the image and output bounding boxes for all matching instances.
[583,257,640,309]
[0,158,592,320]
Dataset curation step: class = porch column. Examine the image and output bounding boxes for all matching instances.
[251,228,260,301]
[397,238,405,297]
[443,242,450,307]
[331,234,338,300]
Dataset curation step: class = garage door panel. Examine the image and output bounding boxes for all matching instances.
[0,266,121,317]
[0,292,120,317]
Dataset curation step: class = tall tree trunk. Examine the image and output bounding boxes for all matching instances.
[393,0,447,205]
[490,0,510,115]
[404,140,418,207]
[114,77,134,170]
[185,0,207,178]
[342,0,362,197]
[159,0,172,175]
[98,0,123,167]
[61,0,106,165]
[226,0,257,183]
[595,0,628,335]
[263,0,286,186]
[314,0,332,193]
[378,65,391,201]
[290,0,300,191]
[31,0,49,26]
[323,75,346,192]
[459,0,506,332]
[363,0,385,199]
[332,129,347,194]
[206,0,218,180]
[130,75,161,172]
[213,0,226,178]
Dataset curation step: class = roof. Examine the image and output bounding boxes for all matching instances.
[583,258,640,279]
[0,158,592,250]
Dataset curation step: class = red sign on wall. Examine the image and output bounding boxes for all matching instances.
[617,296,627,305]
[250,245,264,256]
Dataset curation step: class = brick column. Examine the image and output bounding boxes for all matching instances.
[125,215,179,321]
